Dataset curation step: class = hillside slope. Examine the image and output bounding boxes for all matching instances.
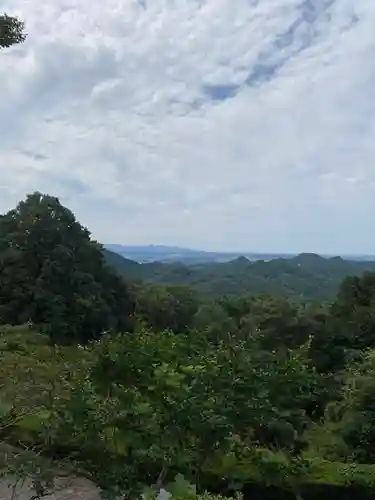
[104,250,375,301]
[103,249,142,280]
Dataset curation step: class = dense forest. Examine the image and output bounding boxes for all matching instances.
[2,193,375,499]
[104,248,375,302]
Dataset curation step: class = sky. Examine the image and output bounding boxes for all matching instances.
[1,0,375,255]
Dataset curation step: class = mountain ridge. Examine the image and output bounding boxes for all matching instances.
[105,244,375,265]
[103,247,375,302]
[105,244,298,264]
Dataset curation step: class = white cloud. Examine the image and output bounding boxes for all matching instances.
[1,0,375,254]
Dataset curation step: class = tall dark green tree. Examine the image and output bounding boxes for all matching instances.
[0,14,26,49]
[0,192,134,343]
[309,272,375,373]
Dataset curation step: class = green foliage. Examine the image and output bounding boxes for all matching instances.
[37,329,317,498]
[107,251,375,303]
[0,192,134,344]
[324,349,375,463]
[0,13,26,49]
[192,302,237,342]
[3,193,375,498]
[308,272,375,373]
[331,273,375,352]
[135,284,199,333]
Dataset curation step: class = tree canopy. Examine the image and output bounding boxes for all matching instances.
[106,251,375,303]
[0,192,134,343]
[0,13,26,49]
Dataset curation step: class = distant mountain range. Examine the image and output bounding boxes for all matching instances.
[105,244,296,264]
[103,247,375,302]
[105,244,375,265]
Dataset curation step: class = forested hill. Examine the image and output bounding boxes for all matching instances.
[104,249,375,302]
[6,192,375,499]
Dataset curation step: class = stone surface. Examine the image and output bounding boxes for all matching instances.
[0,475,101,500]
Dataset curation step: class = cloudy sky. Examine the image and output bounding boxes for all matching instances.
[1,0,375,254]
